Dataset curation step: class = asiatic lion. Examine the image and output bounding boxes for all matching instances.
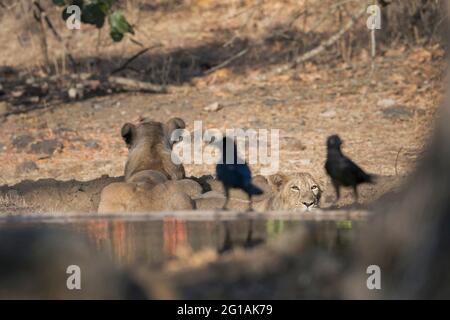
[98,117,201,213]
[194,173,322,212]
[122,117,186,182]
[98,180,195,213]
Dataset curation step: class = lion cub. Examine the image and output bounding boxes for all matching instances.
[98,117,200,213]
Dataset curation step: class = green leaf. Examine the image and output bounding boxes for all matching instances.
[110,30,124,42]
[53,0,66,6]
[108,10,134,35]
[81,3,106,28]
[96,0,113,14]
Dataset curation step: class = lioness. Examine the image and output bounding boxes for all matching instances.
[195,173,321,211]
[98,117,200,213]
[122,117,186,182]
[98,181,195,213]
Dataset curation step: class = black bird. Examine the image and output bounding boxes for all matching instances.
[215,137,263,210]
[325,135,374,203]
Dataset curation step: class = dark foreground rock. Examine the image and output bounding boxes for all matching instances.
[0,227,147,299]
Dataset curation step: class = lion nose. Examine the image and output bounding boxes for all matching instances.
[302,201,314,208]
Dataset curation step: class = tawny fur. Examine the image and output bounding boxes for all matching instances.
[122,117,186,181]
[195,173,322,212]
[98,117,202,213]
[98,181,195,213]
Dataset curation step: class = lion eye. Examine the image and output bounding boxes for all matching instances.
[290,186,300,192]
[311,185,318,190]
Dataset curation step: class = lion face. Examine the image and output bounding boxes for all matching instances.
[268,173,322,211]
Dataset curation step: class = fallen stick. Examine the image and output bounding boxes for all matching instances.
[107,76,167,93]
[204,48,249,75]
[110,45,161,75]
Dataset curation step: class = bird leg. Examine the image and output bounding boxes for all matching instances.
[353,185,359,203]
[222,187,230,210]
[332,180,340,204]
[245,219,254,247]
[247,194,254,212]
[219,221,233,253]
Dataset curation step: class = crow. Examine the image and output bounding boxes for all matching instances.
[215,137,263,210]
[325,134,375,203]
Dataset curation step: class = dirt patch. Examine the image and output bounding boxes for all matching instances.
[0,175,122,214]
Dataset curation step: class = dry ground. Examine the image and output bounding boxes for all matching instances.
[0,1,445,211]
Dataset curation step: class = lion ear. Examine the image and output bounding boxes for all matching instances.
[253,175,268,185]
[165,118,186,146]
[165,117,186,134]
[121,123,136,148]
[267,173,288,191]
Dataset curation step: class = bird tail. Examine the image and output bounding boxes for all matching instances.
[366,173,376,184]
[245,184,264,196]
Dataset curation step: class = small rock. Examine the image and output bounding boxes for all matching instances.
[12,134,34,150]
[377,99,397,108]
[25,77,35,85]
[30,139,62,155]
[52,127,74,135]
[29,96,40,103]
[84,139,100,149]
[11,90,24,98]
[79,73,91,81]
[263,99,281,107]
[204,102,223,112]
[68,88,78,100]
[68,86,84,100]
[320,110,336,118]
[382,106,414,120]
[15,160,39,174]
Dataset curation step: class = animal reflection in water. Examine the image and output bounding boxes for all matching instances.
[219,220,264,254]
[83,219,265,264]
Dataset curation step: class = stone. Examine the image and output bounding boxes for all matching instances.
[320,109,336,118]
[377,99,397,108]
[382,106,414,120]
[12,134,34,150]
[15,160,39,174]
[84,139,100,149]
[30,139,62,155]
[68,86,84,100]
[204,102,223,112]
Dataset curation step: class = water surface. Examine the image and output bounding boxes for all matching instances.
[0,214,361,268]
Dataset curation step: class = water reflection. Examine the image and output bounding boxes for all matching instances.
[0,218,359,269]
